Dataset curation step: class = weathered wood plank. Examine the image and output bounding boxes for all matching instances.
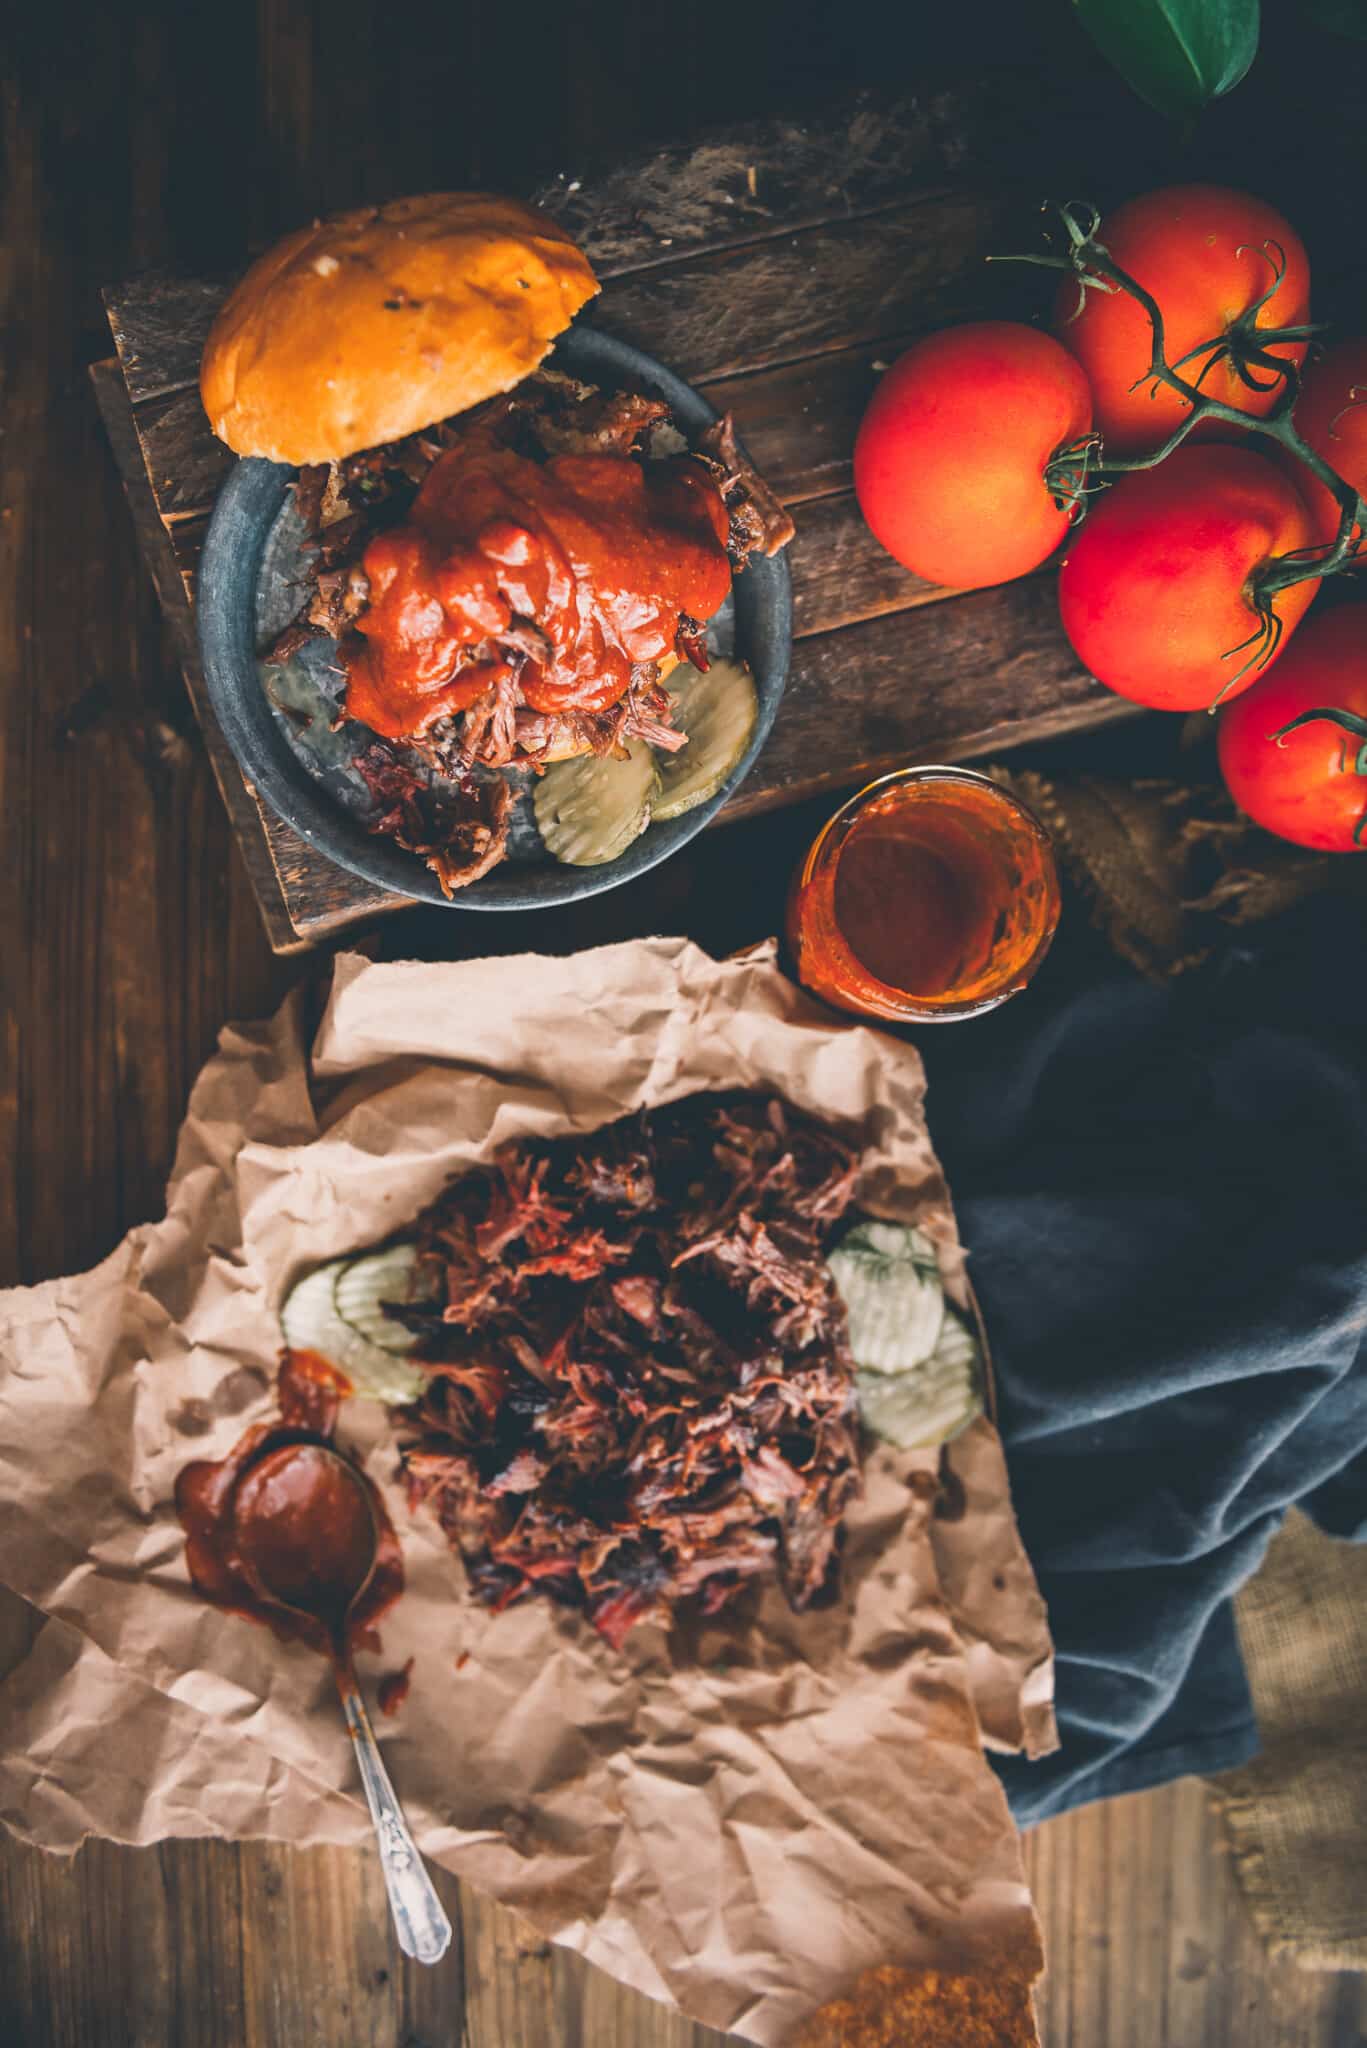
[595,188,1024,383]
[105,273,241,407]
[129,387,235,523]
[532,96,939,274]
[89,363,298,950]
[705,338,894,506]
[728,578,1138,820]
[1025,1781,1367,2048]
[787,490,944,635]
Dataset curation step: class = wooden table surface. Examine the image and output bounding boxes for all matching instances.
[5,4,1367,2043]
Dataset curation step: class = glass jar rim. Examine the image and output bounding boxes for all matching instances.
[794,765,1060,1023]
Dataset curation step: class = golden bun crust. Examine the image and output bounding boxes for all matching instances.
[200,193,600,465]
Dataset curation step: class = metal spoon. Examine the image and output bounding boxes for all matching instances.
[232,1441,453,1965]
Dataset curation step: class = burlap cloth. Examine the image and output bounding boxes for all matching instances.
[997,764,1367,1972]
[1213,1512,1367,1970]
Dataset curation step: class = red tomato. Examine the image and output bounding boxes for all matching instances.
[1287,339,1367,547]
[852,322,1093,590]
[1054,186,1311,458]
[1218,606,1367,851]
[1057,446,1319,712]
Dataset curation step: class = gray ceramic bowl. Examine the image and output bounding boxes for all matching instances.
[196,326,792,910]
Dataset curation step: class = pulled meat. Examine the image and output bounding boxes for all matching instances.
[354,747,511,894]
[698,414,797,565]
[396,1093,863,1648]
[485,369,673,460]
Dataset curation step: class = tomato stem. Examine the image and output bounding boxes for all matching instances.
[999,205,1366,662]
[1270,706,1367,777]
[1268,708,1367,844]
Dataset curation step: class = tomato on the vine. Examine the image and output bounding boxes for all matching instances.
[852,322,1092,591]
[1218,606,1367,851]
[1054,185,1311,459]
[1287,338,1367,548]
[1056,445,1318,712]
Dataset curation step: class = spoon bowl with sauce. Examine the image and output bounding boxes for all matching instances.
[231,1442,452,1966]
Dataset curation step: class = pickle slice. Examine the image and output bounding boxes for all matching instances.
[333,1243,434,1354]
[828,1219,984,1451]
[828,1220,945,1372]
[535,738,661,866]
[653,658,759,822]
[279,1256,426,1405]
[854,1309,984,1451]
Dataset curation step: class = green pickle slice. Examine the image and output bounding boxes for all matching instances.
[654,658,760,822]
[534,738,660,865]
[828,1219,985,1451]
[280,1254,426,1405]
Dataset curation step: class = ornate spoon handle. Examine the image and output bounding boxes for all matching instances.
[334,1655,452,1965]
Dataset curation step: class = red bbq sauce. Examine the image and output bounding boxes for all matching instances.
[377,1656,415,1718]
[174,1350,402,1660]
[345,442,732,740]
[278,1346,352,1435]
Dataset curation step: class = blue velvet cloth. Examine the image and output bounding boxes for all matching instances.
[915,897,1367,1827]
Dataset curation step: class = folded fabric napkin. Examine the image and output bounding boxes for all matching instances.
[916,891,1367,1826]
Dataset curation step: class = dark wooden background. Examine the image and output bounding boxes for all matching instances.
[5,2,1367,2042]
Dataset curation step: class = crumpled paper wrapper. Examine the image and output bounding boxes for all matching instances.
[0,938,1053,2045]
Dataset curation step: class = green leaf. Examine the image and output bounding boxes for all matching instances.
[1073,0,1260,117]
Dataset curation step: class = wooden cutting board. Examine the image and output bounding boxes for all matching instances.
[94,87,1138,953]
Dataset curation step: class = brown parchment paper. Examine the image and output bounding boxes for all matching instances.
[0,938,1053,2045]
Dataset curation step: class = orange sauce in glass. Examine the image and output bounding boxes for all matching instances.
[787,768,1060,1022]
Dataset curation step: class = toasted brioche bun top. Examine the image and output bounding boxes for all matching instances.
[200,193,600,465]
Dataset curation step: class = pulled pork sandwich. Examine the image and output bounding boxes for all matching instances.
[200,194,794,891]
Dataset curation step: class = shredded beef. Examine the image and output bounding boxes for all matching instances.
[354,748,511,895]
[479,369,671,461]
[675,613,711,673]
[394,1092,863,1649]
[698,414,797,564]
[266,618,319,664]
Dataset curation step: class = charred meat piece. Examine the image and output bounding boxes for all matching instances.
[698,414,797,565]
[397,1092,863,1648]
[354,747,511,895]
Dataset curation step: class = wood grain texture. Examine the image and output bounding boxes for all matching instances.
[9,1,1367,2044]
[735,578,1136,816]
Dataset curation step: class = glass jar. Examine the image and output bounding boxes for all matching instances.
[786,766,1061,1024]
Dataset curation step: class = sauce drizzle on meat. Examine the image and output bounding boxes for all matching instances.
[346,443,732,741]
